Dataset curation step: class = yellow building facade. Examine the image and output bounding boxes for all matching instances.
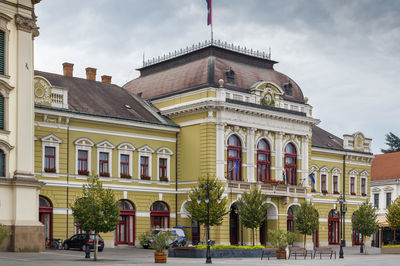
[34,41,374,249]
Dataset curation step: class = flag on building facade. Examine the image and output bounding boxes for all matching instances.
[309,171,316,184]
[235,160,240,176]
[205,0,212,25]
[282,170,286,184]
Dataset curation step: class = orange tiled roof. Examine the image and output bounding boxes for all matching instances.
[371,151,400,181]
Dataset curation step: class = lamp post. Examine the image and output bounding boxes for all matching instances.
[337,195,347,259]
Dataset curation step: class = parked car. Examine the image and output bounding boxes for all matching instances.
[63,234,104,251]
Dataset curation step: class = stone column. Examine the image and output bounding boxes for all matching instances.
[275,132,283,181]
[246,128,255,182]
[216,122,225,181]
[301,135,310,187]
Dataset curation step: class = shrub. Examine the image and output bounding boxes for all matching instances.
[195,244,267,250]
[0,224,12,245]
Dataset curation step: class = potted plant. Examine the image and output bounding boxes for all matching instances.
[151,230,176,263]
[268,229,295,259]
[139,231,153,249]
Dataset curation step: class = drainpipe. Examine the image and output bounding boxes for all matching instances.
[175,132,178,227]
[66,118,70,240]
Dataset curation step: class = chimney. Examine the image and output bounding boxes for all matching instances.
[63,62,74,77]
[101,75,112,84]
[85,67,97,81]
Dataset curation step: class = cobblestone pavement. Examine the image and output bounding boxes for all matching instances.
[0,246,398,266]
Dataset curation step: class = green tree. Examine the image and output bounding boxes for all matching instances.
[387,196,400,232]
[237,187,267,246]
[71,176,120,261]
[294,201,319,248]
[381,132,400,153]
[185,177,228,242]
[353,201,378,254]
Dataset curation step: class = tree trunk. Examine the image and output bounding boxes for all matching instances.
[203,225,207,244]
[304,234,306,248]
[252,228,255,246]
[94,232,98,261]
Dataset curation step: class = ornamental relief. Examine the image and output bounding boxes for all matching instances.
[34,77,51,105]
[15,14,39,37]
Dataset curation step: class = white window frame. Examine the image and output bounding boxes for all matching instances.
[41,134,62,174]
[360,171,368,196]
[349,169,358,195]
[331,167,341,194]
[156,147,173,182]
[74,138,94,176]
[96,140,114,177]
[117,143,135,178]
[137,145,154,180]
[320,167,329,193]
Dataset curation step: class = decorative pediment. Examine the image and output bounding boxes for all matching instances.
[360,170,369,177]
[349,169,359,176]
[332,167,342,175]
[250,81,284,107]
[34,76,52,105]
[117,142,135,151]
[41,134,62,144]
[156,147,174,155]
[96,140,115,149]
[311,165,320,172]
[74,137,94,147]
[138,145,154,153]
[384,186,394,192]
[372,187,381,192]
[320,166,330,173]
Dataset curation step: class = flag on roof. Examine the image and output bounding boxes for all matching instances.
[205,0,212,25]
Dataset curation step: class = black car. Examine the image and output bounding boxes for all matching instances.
[63,234,104,251]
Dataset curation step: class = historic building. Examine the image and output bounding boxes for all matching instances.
[370,151,400,247]
[0,0,44,252]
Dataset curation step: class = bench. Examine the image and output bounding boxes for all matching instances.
[260,248,278,260]
[313,247,336,259]
[288,247,313,259]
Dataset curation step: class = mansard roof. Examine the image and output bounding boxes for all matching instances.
[34,70,177,128]
[123,41,304,103]
[371,152,400,181]
[312,126,344,150]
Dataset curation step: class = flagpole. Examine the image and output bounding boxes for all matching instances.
[211,0,213,43]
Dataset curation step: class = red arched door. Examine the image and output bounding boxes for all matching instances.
[115,199,135,246]
[39,196,53,241]
[150,201,169,229]
[328,209,340,245]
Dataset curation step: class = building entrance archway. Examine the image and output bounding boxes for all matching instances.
[328,209,340,245]
[39,196,53,241]
[229,203,239,245]
[115,199,135,246]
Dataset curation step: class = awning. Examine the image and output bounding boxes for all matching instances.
[376,216,389,227]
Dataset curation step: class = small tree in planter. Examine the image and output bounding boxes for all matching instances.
[294,201,319,248]
[139,231,153,249]
[151,231,176,263]
[268,229,295,259]
[353,201,378,254]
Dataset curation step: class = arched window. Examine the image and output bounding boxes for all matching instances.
[257,139,270,182]
[284,143,297,185]
[115,199,135,246]
[227,135,242,181]
[287,206,296,233]
[328,209,340,245]
[39,196,53,240]
[150,201,169,229]
[0,149,4,177]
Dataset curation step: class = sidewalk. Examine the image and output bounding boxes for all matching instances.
[0,246,396,266]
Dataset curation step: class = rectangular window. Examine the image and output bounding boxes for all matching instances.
[333,176,338,194]
[386,192,392,207]
[44,146,56,172]
[140,156,149,179]
[350,177,355,195]
[0,30,5,75]
[159,158,167,181]
[361,178,366,195]
[120,154,130,178]
[0,95,4,130]
[374,193,379,208]
[99,152,109,177]
[78,150,88,175]
[321,174,327,193]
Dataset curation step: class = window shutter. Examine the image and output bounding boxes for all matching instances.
[0,30,4,75]
[0,95,4,130]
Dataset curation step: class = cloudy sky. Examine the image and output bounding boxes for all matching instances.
[34,0,400,154]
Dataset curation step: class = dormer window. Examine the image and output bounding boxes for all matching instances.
[283,81,293,96]
[225,67,235,84]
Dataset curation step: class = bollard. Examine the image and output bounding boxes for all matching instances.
[85,244,90,259]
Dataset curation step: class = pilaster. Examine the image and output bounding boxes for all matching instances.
[275,131,283,181]
[216,122,225,181]
[246,127,255,182]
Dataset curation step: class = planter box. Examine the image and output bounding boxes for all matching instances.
[381,247,400,254]
[168,247,264,258]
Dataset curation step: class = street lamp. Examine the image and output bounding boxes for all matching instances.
[337,195,347,259]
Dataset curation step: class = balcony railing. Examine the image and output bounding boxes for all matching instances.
[226,180,307,198]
